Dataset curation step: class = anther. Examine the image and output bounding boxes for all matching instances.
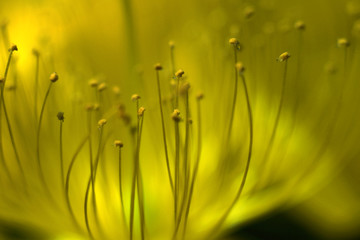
[278,52,290,62]
[114,140,124,148]
[98,83,107,92]
[138,107,146,117]
[85,104,94,111]
[57,112,65,121]
[196,92,204,100]
[180,82,190,95]
[353,20,360,36]
[324,62,337,75]
[294,20,306,30]
[154,63,163,71]
[113,86,121,96]
[50,72,59,82]
[131,94,141,102]
[337,38,350,48]
[94,103,100,111]
[98,119,107,127]
[32,49,40,57]
[9,44,18,52]
[229,38,239,45]
[175,69,185,78]
[236,62,245,73]
[89,79,99,87]
[243,6,255,19]
[172,109,181,122]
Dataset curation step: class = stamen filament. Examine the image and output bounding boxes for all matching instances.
[84,120,106,239]
[84,178,94,239]
[36,82,53,192]
[0,48,25,186]
[117,142,127,228]
[174,119,180,225]
[33,50,40,124]
[183,94,203,237]
[207,71,253,238]
[59,116,64,187]
[137,114,145,240]
[169,41,176,76]
[65,135,88,231]
[261,59,288,176]
[155,66,174,193]
[226,45,239,143]
[174,88,190,237]
[130,100,146,240]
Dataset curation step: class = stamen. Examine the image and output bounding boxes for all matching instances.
[169,41,176,76]
[89,78,99,104]
[84,118,107,239]
[183,92,204,238]
[114,140,126,228]
[207,63,253,238]
[219,39,241,181]
[174,69,184,109]
[130,99,146,240]
[0,45,25,187]
[227,38,240,143]
[137,112,146,240]
[33,49,40,124]
[57,112,65,188]
[172,108,181,225]
[337,38,350,79]
[243,6,255,19]
[294,20,306,31]
[155,63,174,193]
[174,82,191,238]
[260,52,290,184]
[84,103,94,238]
[36,72,58,195]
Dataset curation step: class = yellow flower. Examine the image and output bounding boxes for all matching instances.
[0,0,358,239]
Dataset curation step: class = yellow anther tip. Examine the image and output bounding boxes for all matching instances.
[50,72,59,82]
[337,38,350,48]
[98,119,107,126]
[229,38,239,45]
[138,107,146,116]
[98,83,107,92]
[180,82,191,94]
[169,41,175,48]
[154,63,163,70]
[175,69,185,78]
[131,94,141,102]
[236,62,245,73]
[278,52,290,62]
[113,86,121,95]
[171,109,181,122]
[114,140,123,148]
[294,20,306,30]
[196,92,204,100]
[244,6,255,19]
[88,79,99,87]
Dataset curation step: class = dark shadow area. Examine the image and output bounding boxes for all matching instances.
[0,220,47,240]
[224,211,360,240]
